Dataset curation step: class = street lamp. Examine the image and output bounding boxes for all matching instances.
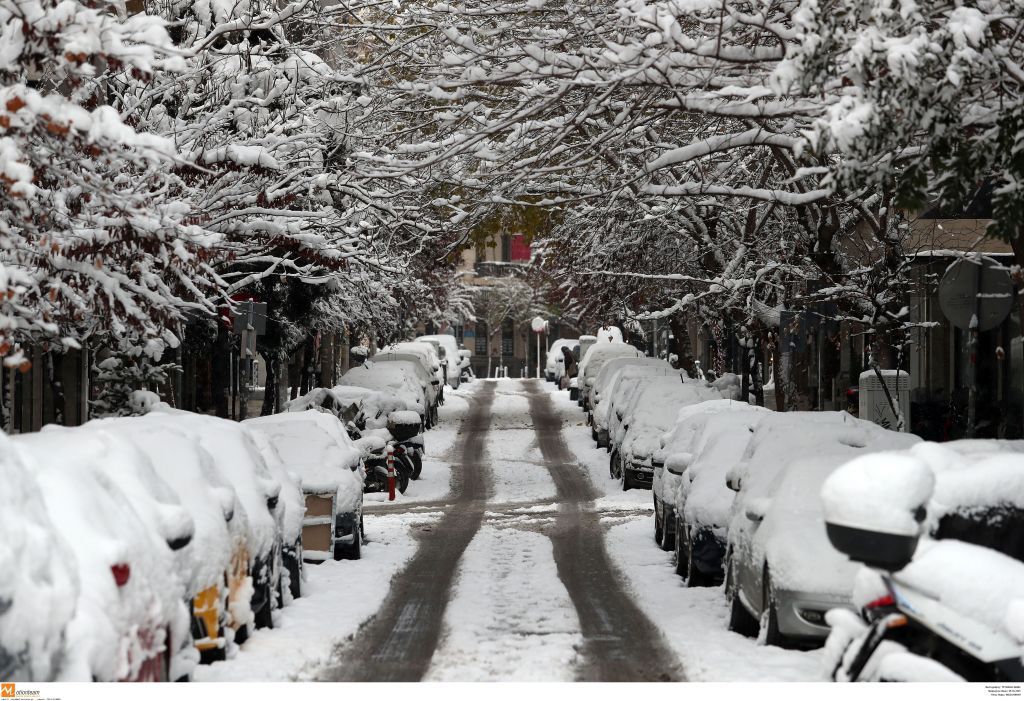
[531,316,547,379]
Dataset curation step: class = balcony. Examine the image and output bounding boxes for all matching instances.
[473,261,529,279]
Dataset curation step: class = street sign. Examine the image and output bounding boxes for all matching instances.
[230,301,268,335]
[938,257,1013,332]
[531,316,547,333]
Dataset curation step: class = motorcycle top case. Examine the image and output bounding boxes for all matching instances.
[826,522,919,571]
[387,412,421,442]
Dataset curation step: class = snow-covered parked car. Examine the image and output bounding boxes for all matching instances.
[148,409,284,634]
[821,441,1024,681]
[380,341,444,404]
[416,334,462,389]
[340,361,429,428]
[96,415,250,660]
[610,379,722,490]
[724,412,919,647]
[589,357,673,445]
[245,411,365,562]
[0,432,78,682]
[12,429,194,681]
[663,405,771,584]
[288,385,405,430]
[650,399,768,552]
[246,429,306,602]
[578,342,644,412]
[545,338,578,382]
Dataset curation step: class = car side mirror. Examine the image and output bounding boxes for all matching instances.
[745,497,770,523]
[665,452,692,476]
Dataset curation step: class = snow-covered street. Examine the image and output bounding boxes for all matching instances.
[194,379,823,682]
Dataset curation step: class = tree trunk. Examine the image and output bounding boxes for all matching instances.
[669,315,696,378]
[261,356,277,416]
[212,323,231,418]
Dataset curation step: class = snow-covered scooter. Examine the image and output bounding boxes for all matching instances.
[820,455,1024,682]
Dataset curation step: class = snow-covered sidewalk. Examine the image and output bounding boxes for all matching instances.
[193,388,471,681]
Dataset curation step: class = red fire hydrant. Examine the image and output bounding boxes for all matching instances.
[387,444,396,501]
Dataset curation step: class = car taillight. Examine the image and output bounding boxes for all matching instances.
[865,594,895,610]
[112,563,131,587]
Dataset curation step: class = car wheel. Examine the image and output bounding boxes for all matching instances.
[660,509,674,552]
[654,503,664,545]
[233,623,250,646]
[674,517,688,577]
[334,515,362,560]
[286,550,302,600]
[726,555,758,637]
[591,426,598,443]
[254,580,274,630]
[761,567,789,648]
[686,543,708,587]
[397,469,410,494]
[411,452,423,480]
[622,468,632,491]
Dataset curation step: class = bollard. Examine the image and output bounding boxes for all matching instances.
[386,444,396,501]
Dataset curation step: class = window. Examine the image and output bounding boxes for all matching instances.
[501,319,514,356]
[510,234,531,261]
[500,235,511,262]
[475,323,488,355]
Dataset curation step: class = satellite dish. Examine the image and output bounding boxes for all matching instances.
[938,256,1013,332]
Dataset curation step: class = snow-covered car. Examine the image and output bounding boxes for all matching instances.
[246,429,306,602]
[595,325,623,343]
[245,411,365,561]
[340,362,429,428]
[297,385,426,479]
[662,405,771,583]
[416,334,462,389]
[382,341,445,402]
[822,441,1024,681]
[97,415,248,661]
[371,353,440,423]
[724,412,919,647]
[32,422,200,676]
[288,385,406,430]
[589,357,672,442]
[577,342,644,411]
[545,338,578,382]
[609,379,722,490]
[650,399,767,551]
[594,365,684,449]
[0,432,78,682]
[149,409,284,634]
[12,430,193,681]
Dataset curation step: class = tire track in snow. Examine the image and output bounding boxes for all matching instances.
[525,380,685,682]
[319,382,496,682]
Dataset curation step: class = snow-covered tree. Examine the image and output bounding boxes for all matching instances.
[0,0,221,367]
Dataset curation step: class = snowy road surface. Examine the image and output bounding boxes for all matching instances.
[203,380,822,682]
